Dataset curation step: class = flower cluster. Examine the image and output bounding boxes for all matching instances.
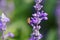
[0,13,14,40]
[28,0,48,40]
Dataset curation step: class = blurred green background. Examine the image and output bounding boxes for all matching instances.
[0,0,57,40]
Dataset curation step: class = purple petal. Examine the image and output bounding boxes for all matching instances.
[43,17,48,20]
[43,13,48,16]
[0,21,3,27]
[38,34,43,39]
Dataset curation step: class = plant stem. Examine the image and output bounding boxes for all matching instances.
[2,31,5,40]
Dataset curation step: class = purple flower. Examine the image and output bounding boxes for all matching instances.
[34,3,43,11]
[4,32,14,39]
[0,20,6,31]
[30,17,38,24]
[7,32,14,37]
[32,12,40,17]
[33,25,41,30]
[29,34,42,40]
[31,30,40,36]
[38,34,43,39]
[39,11,48,20]
[32,11,48,20]
[30,17,42,24]
[1,13,10,23]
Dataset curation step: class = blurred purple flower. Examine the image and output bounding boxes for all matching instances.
[1,13,10,23]
[4,32,14,39]
[8,32,14,37]
[0,0,7,12]
[0,13,9,31]
[0,0,14,14]
[0,13,14,40]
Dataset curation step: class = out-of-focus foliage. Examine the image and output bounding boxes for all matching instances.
[0,0,57,40]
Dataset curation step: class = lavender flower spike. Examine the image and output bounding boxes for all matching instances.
[0,13,14,40]
[1,13,10,31]
[28,0,48,40]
